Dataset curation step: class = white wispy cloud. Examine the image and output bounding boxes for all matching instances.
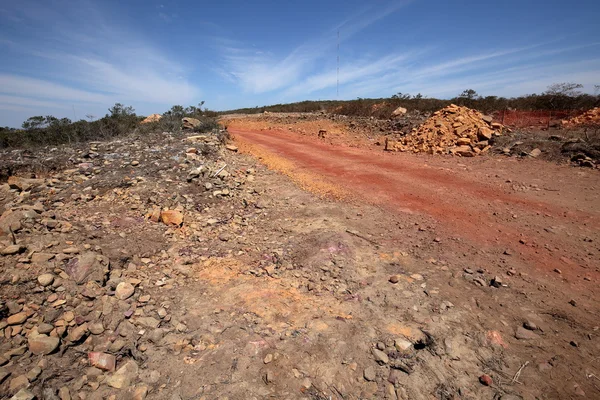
[217,1,413,94]
[215,0,599,104]
[284,51,425,97]
[0,0,200,120]
[343,53,600,99]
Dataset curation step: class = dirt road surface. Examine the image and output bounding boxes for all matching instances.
[229,125,600,399]
[1,125,599,400]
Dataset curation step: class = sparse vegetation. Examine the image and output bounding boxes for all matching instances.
[0,102,219,149]
[1,83,598,149]
[222,83,600,118]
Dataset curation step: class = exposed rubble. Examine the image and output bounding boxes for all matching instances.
[0,115,598,399]
[562,107,600,127]
[0,128,266,399]
[385,104,504,156]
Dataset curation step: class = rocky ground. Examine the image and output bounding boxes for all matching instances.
[223,112,600,168]
[0,120,599,400]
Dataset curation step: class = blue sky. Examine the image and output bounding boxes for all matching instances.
[1,0,599,127]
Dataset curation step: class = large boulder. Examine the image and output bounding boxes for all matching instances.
[182,117,201,130]
[65,252,110,285]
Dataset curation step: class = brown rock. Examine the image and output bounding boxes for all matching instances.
[136,317,160,329]
[452,145,475,157]
[10,388,35,400]
[131,385,148,400]
[31,252,55,264]
[115,282,135,300]
[160,210,183,226]
[9,375,29,392]
[140,114,162,124]
[0,368,10,384]
[37,323,53,334]
[7,312,28,325]
[88,352,116,372]
[372,348,389,364]
[37,274,55,287]
[65,252,110,285]
[363,366,376,381]
[28,334,60,355]
[182,117,201,130]
[479,374,493,386]
[0,210,34,236]
[392,106,407,117]
[530,148,542,157]
[515,326,539,340]
[58,386,70,400]
[26,367,41,382]
[106,359,139,389]
[1,245,26,256]
[7,176,44,192]
[68,323,89,342]
[225,144,238,152]
[89,322,105,335]
[478,126,494,141]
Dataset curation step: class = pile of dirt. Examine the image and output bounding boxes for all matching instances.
[140,114,162,124]
[385,104,503,156]
[562,107,600,127]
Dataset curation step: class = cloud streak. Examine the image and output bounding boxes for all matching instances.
[0,0,200,120]
[218,1,413,95]
[215,1,599,104]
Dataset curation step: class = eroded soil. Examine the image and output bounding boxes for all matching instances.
[0,120,598,400]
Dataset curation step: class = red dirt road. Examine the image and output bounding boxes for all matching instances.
[231,127,600,283]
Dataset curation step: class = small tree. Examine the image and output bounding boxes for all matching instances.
[107,103,135,118]
[22,116,47,130]
[458,89,479,100]
[164,105,185,119]
[391,92,411,100]
[544,82,583,97]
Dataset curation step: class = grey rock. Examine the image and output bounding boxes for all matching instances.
[115,282,135,300]
[65,252,110,285]
[0,368,11,384]
[1,245,26,256]
[515,326,540,340]
[10,389,35,400]
[523,321,538,331]
[363,366,376,381]
[37,274,55,287]
[372,348,389,364]
[106,359,138,389]
[136,317,160,329]
[26,367,41,382]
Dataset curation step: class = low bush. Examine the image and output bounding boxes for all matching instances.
[0,102,220,149]
[221,83,600,118]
